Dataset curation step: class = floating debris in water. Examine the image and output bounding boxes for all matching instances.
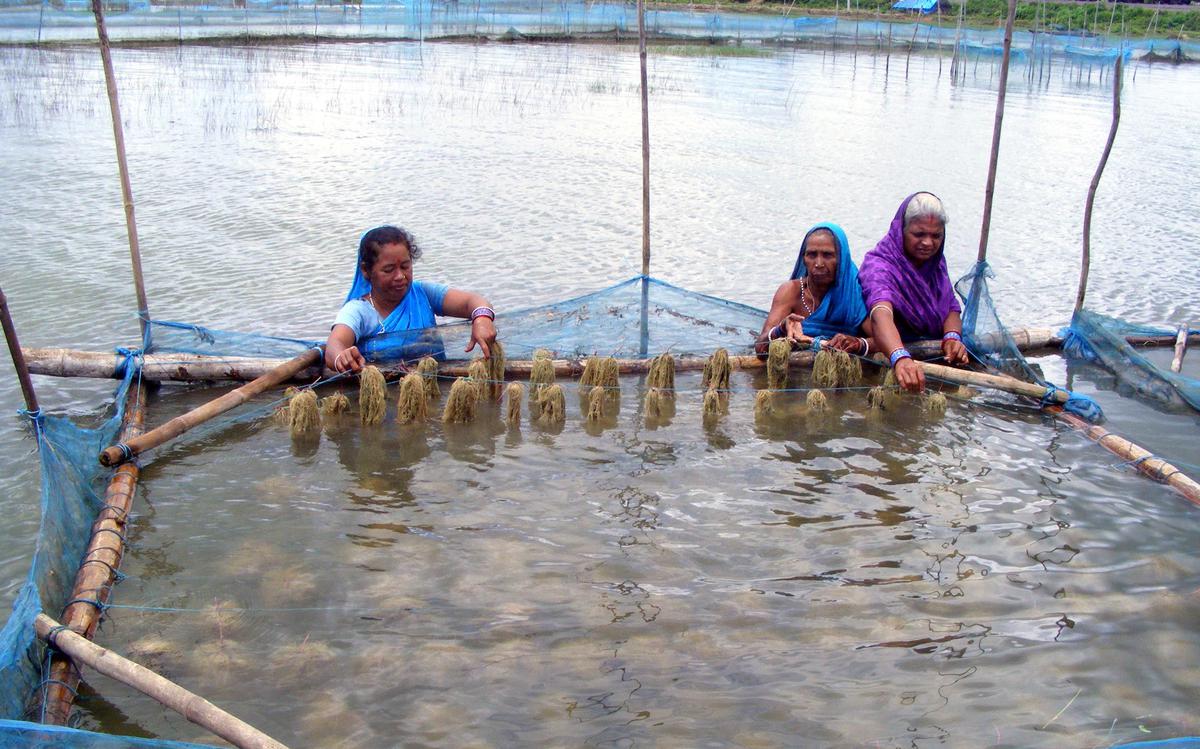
[812,349,839,388]
[807,388,829,414]
[289,389,321,437]
[702,348,731,391]
[505,381,524,425]
[647,352,676,392]
[923,391,948,416]
[586,385,606,422]
[320,391,349,417]
[442,376,479,424]
[359,365,388,425]
[754,389,775,419]
[485,340,506,400]
[767,339,790,390]
[395,372,428,424]
[415,356,440,399]
[537,383,566,425]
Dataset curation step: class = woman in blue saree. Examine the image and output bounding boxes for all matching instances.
[755,222,874,356]
[324,225,497,373]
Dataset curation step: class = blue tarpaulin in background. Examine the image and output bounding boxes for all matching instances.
[892,0,939,13]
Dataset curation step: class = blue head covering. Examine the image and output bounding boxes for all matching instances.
[789,222,868,338]
[344,226,439,334]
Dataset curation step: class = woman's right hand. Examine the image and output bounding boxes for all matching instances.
[330,345,366,373]
[893,357,925,393]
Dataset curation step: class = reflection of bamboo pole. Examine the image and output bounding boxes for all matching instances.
[1055,410,1200,507]
[1171,324,1189,373]
[1076,55,1122,314]
[976,0,1017,265]
[0,287,40,414]
[41,382,145,725]
[91,0,151,344]
[98,347,321,466]
[34,614,289,749]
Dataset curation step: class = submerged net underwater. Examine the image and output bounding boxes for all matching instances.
[4,268,1200,746]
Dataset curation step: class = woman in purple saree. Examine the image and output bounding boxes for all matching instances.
[859,192,969,392]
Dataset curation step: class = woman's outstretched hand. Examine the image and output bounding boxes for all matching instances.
[466,317,497,359]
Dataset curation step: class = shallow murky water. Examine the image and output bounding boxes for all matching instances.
[1,40,1199,746]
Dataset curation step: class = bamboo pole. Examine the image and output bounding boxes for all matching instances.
[1054,410,1200,507]
[921,360,1068,402]
[24,329,1068,383]
[637,0,650,278]
[98,347,321,467]
[41,381,145,725]
[34,613,289,749]
[976,0,1018,265]
[0,287,40,414]
[1075,54,1122,315]
[91,0,151,343]
[1170,324,1189,374]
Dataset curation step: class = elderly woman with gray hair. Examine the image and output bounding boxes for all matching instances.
[859,192,969,393]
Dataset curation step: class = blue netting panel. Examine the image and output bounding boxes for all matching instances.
[145,276,768,367]
[0,363,134,723]
[956,262,1103,422]
[0,720,212,748]
[1062,309,1200,412]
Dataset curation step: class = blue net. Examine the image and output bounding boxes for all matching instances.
[1062,309,1200,412]
[956,261,1103,422]
[0,720,211,748]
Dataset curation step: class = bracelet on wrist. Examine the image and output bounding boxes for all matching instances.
[767,324,784,341]
[943,330,963,343]
[811,336,827,352]
[859,337,869,355]
[470,306,495,322]
[888,347,912,367]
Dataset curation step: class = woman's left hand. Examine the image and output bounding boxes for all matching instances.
[942,337,968,366]
[466,316,497,358]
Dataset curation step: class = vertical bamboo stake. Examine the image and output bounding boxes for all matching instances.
[41,381,145,725]
[1075,55,1122,315]
[91,0,151,345]
[975,0,1017,266]
[1171,323,1189,373]
[0,287,40,414]
[637,0,650,278]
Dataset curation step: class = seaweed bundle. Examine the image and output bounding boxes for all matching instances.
[702,348,731,391]
[442,377,479,424]
[766,339,790,390]
[288,389,321,437]
[415,356,440,399]
[505,382,524,425]
[395,373,428,424]
[359,366,388,425]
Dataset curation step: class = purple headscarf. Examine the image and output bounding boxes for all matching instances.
[858,193,961,341]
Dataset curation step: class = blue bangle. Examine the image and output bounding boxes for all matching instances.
[811,336,827,352]
[889,348,912,367]
[943,331,963,343]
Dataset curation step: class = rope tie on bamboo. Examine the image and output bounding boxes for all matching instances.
[78,557,127,581]
[89,526,128,546]
[35,678,80,700]
[60,596,106,613]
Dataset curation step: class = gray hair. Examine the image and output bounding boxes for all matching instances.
[903,192,948,227]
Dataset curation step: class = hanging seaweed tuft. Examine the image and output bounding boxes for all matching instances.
[537,383,566,425]
[415,356,440,399]
[867,386,887,410]
[484,340,506,400]
[586,385,606,422]
[754,389,775,420]
[467,358,489,388]
[647,352,675,393]
[644,387,663,419]
[395,373,428,424]
[289,389,321,437]
[579,356,602,387]
[320,391,349,417]
[923,391,948,417]
[505,381,524,425]
[274,386,299,425]
[359,366,388,425]
[442,377,479,424]
[702,348,731,391]
[806,388,829,414]
[833,348,862,387]
[702,386,722,422]
[767,339,790,390]
[529,356,556,400]
[882,368,898,390]
[599,357,619,388]
[812,349,839,389]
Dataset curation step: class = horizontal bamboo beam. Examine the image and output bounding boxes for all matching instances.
[24,328,1063,384]
[1055,410,1200,507]
[34,613,289,749]
[99,348,322,466]
[42,382,145,725]
[921,360,1067,403]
